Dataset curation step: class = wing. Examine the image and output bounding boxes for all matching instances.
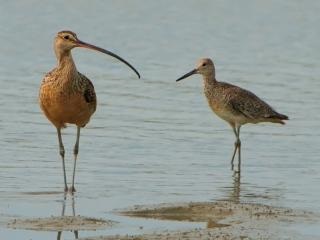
[83,83,96,103]
[78,72,97,104]
[228,86,279,120]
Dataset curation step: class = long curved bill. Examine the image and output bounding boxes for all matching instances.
[76,40,140,79]
[176,69,197,82]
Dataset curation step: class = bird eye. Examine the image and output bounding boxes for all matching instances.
[202,63,206,66]
[64,35,69,40]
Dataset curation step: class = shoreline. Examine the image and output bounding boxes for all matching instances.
[7,200,318,240]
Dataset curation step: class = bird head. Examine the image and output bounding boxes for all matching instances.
[176,58,215,82]
[55,31,80,52]
[54,30,140,78]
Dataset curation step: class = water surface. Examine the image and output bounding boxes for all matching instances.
[0,0,319,239]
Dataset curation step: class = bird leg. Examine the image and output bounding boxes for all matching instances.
[231,143,238,170]
[70,127,81,193]
[231,126,241,172]
[231,127,238,170]
[236,126,241,173]
[57,128,68,192]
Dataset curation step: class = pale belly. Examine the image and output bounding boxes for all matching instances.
[207,99,248,126]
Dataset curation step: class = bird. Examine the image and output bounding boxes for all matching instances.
[176,58,288,172]
[39,30,140,193]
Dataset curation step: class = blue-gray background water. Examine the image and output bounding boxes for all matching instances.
[0,0,319,239]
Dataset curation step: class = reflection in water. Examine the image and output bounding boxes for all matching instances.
[220,173,241,203]
[57,194,79,240]
[229,173,241,203]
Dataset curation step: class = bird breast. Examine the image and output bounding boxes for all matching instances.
[204,83,244,125]
[39,73,96,128]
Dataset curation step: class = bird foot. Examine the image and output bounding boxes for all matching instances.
[68,186,76,194]
[64,186,68,193]
[233,169,241,174]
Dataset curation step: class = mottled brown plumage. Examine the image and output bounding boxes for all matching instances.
[39,30,140,193]
[40,69,96,128]
[176,58,288,172]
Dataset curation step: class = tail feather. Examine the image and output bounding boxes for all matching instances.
[267,112,289,125]
[277,113,289,120]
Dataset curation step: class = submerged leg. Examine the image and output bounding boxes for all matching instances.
[70,127,81,193]
[57,128,68,192]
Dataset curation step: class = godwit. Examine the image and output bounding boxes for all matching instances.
[39,30,140,193]
[176,58,288,172]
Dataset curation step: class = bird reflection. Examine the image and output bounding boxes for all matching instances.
[229,172,241,203]
[221,172,241,203]
[57,193,79,240]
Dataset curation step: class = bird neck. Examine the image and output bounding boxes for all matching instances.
[56,50,78,77]
[203,74,217,87]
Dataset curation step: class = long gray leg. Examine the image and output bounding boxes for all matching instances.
[70,127,81,193]
[57,128,68,192]
[231,126,242,172]
[231,126,238,170]
[237,126,241,172]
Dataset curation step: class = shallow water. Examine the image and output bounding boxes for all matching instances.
[0,0,319,239]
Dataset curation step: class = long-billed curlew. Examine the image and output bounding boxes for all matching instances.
[176,58,288,172]
[39,30,140,193]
